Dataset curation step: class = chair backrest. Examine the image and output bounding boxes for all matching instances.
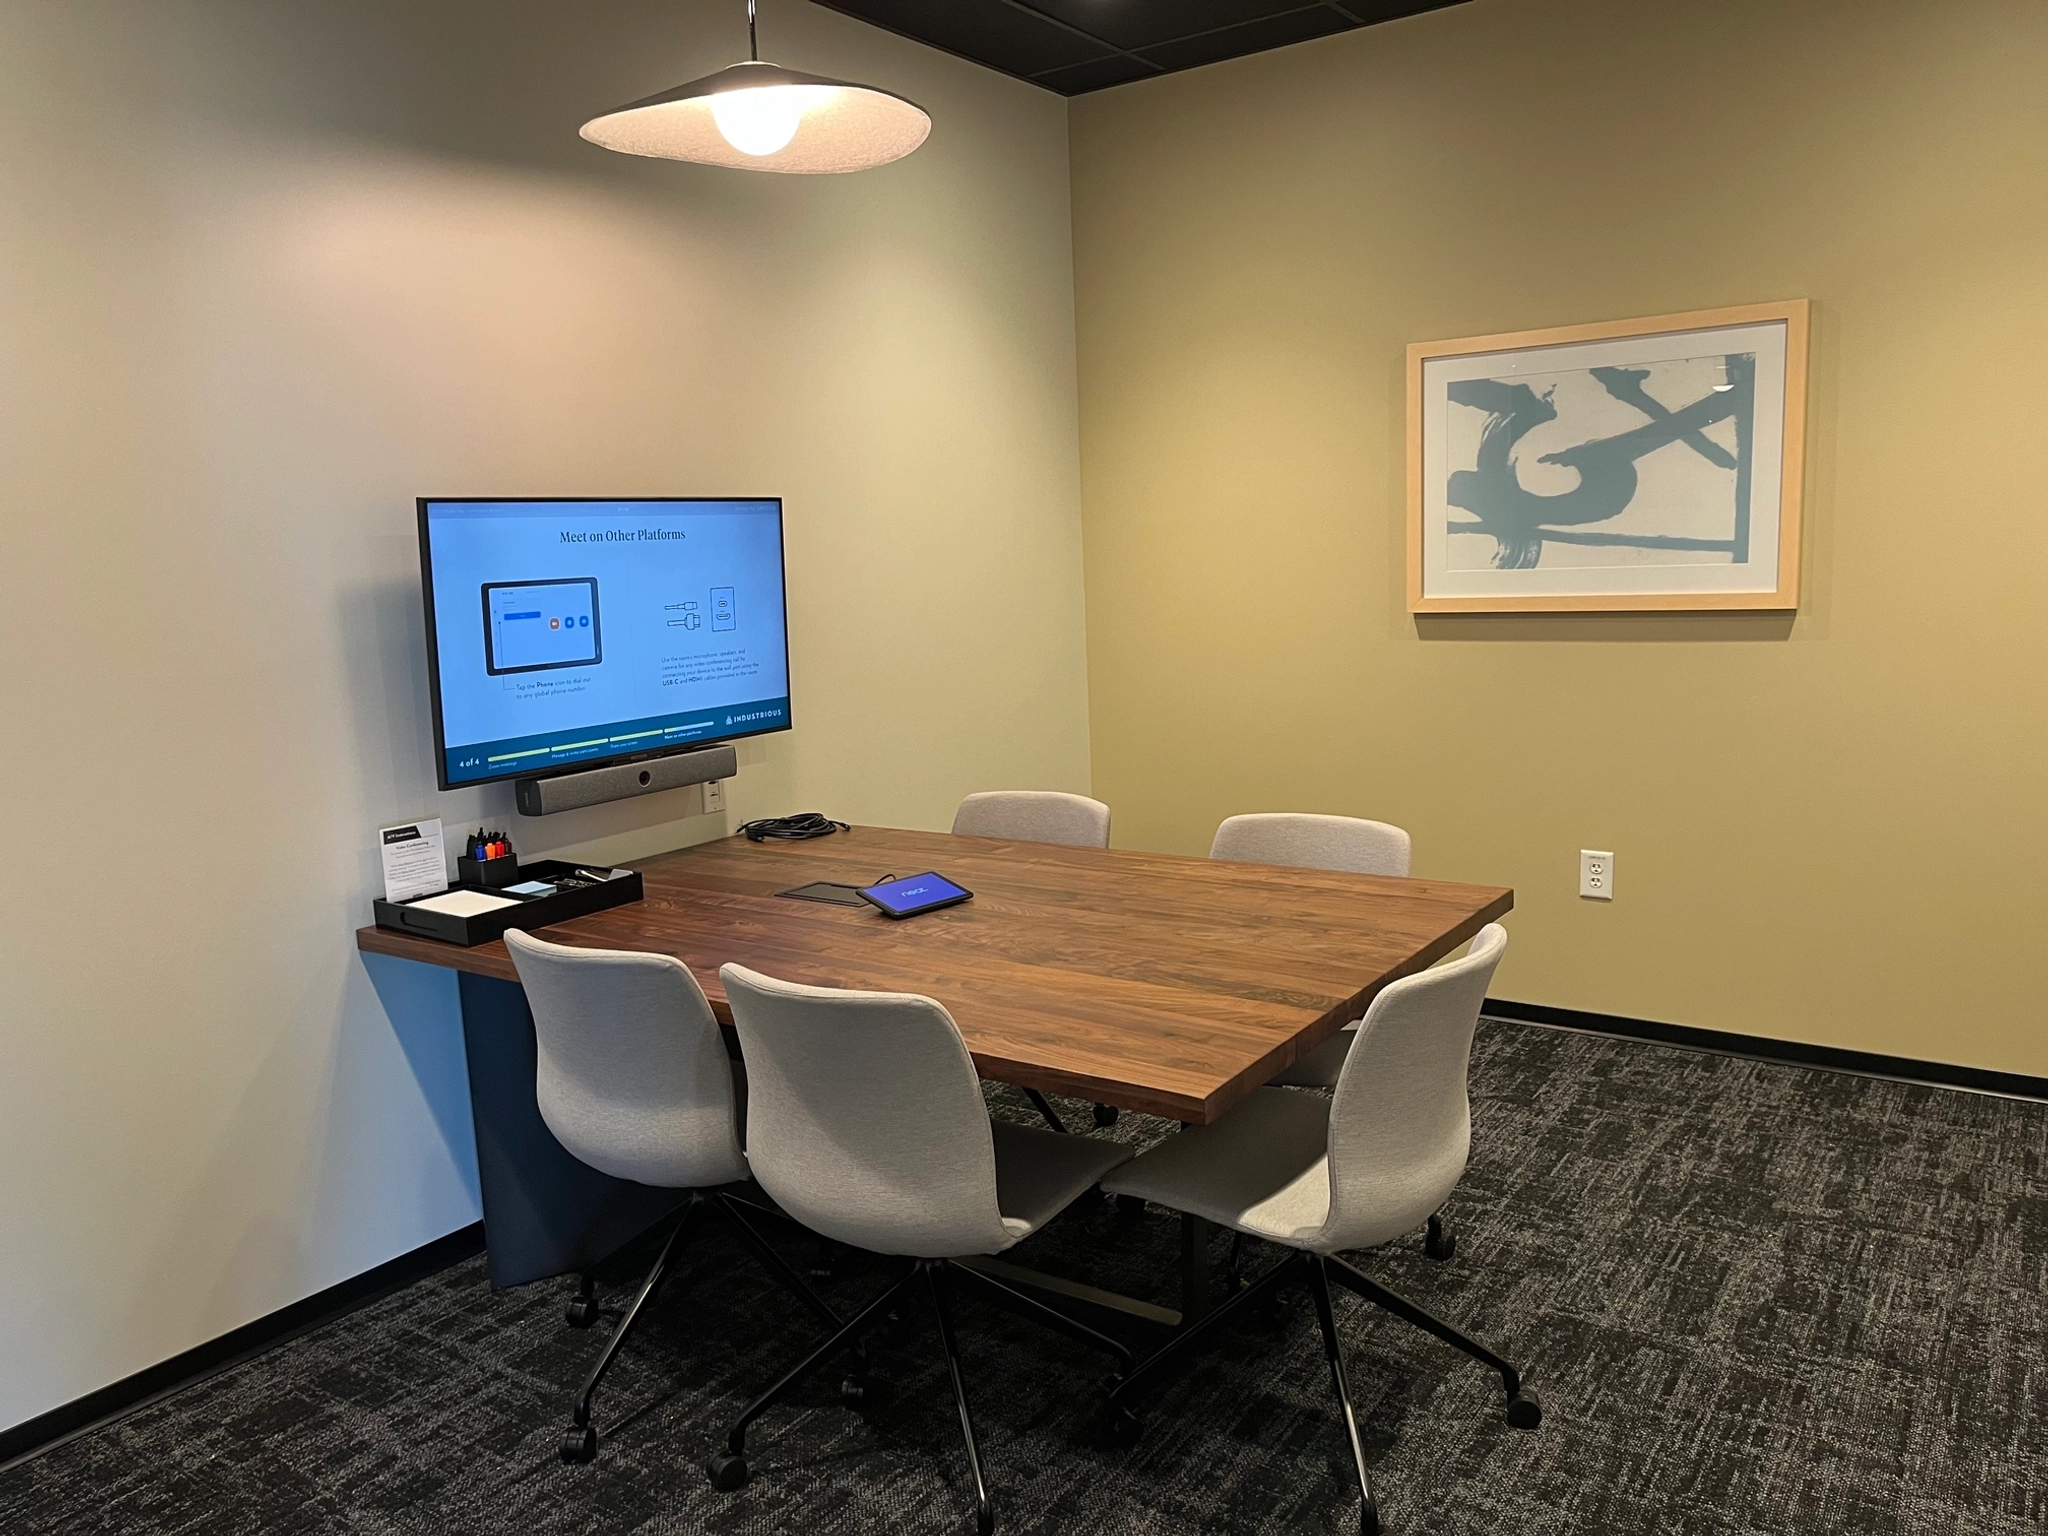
[1209,812,1412,877]
[504,929,746,1190]
[952,790,1111,849]
[1315,924,1507,1253]
[720,964,1013,1259]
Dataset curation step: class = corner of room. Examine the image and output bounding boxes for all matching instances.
[2,1,2041,1531]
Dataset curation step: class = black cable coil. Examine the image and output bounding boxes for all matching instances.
[738,812,850,843]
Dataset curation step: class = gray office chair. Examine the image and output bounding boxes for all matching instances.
[1099,925,1536,1536]
[954,789,1120,1134]
[1210,811,1411,877]
[707,963,1137,1534]
[503,929,842,1467]
[952,790,1112,848]
[1211,813,1414,1090]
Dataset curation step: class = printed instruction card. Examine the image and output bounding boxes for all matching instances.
[380,818,449,904]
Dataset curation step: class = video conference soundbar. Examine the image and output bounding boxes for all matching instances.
[514,743,737,816]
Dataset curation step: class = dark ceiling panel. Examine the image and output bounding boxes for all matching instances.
[1031,55,1162,95]
[816,0,1109,78]
[810,0,1472,94]
[1023,0,1308,53]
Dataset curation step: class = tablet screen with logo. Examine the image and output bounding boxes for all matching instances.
[858,872,973,919]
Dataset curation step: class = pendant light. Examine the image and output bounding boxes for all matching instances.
[580,0,930,174]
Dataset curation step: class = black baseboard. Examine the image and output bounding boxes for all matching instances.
[1485,997,2048,1103]
[0,1222,485,1471]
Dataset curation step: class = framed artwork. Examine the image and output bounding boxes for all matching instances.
[1407,300,1809,613]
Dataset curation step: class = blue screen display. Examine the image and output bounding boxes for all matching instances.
[421,499,790,787]
[861,873,972,915]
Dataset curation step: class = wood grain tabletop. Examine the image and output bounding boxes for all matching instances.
[357,826,1512,1123]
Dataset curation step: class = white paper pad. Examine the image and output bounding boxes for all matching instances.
[406,889,522,918]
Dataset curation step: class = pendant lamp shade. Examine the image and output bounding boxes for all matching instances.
[580,60,930,174]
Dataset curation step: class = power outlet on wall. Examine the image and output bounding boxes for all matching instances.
[1580,849,1614,900]
[703,779,726,814]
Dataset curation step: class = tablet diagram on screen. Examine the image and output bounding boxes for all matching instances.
[482,578,602,675]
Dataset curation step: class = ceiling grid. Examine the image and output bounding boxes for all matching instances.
[812,0,1468,94]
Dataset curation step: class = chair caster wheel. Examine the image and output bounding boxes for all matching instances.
[564,1295,601,1328]
[1108,1407,1143,1448]
[840,1375,871,1407]
[1360,1493,1382,1535]
[705,1450,750,1491]
[560,1424,597,1464]
[1092,1103,1119,1128]
[1505,1390,1543,1430]
[1424,1216,1456,1263]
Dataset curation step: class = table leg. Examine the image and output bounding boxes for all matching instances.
[457,971,687,1289]
[1181,1212,1215,1323]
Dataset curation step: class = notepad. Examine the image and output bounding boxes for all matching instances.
[406,889,523,918]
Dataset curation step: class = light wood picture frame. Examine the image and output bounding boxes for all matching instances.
[1406,300,1809,613]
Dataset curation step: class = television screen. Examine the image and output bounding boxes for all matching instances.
[418,497,791,790]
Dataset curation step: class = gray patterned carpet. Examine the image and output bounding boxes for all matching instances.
[3,1020,2043,1535]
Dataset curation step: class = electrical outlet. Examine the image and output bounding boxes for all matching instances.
[1580,850,1613,900]
[702,779,725,813]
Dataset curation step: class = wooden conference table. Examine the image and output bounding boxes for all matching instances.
[356,826,1512,1320]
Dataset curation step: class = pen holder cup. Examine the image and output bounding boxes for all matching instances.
[458,853,521,890]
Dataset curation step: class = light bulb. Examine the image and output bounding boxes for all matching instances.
[711,85,835,156]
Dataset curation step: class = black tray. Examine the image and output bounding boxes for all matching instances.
[373,860,644,947]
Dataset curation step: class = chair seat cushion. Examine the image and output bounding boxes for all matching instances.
[1266,1022,1356,1088]
[1100,1088,1333,1248]
[991,1120,1134,1240]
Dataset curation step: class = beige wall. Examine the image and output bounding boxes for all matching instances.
[0,0,1088,1430]
[1071,0,2048,1074]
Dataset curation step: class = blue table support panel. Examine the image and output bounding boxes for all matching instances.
[458,971,688,1289]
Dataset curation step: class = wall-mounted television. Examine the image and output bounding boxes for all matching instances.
[418,497,791,791]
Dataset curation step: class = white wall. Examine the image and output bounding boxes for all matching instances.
[0,0,1089,1431]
